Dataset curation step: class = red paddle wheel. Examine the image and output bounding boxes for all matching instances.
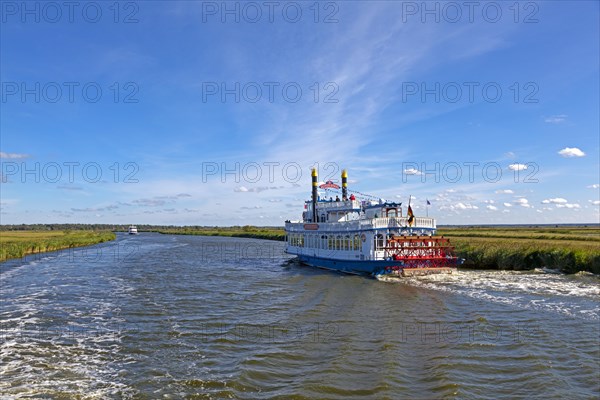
[383,236,460,274]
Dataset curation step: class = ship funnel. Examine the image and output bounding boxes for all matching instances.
[311,168,318,222]
[341,169,348,200]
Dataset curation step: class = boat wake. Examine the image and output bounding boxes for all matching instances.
[378,269,600,320]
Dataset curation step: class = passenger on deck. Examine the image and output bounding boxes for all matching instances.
[329,197,333,202]
[335,196,340,201]
[349,194,356,201]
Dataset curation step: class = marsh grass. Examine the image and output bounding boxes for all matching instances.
[0,230,116,262]
[439,227,600,274]
[155,226,286,241]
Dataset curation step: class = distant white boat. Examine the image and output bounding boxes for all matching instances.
[128,225,138,235]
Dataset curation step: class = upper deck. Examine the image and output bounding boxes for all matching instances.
[286,216,436,233]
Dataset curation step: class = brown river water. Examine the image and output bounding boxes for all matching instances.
[1,233,599,398]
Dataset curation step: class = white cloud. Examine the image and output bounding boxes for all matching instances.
[587,184,599,189]
[455,202,478,210]
[544,114,567,124]
[0,152,29,159]
[558,147,585,158]
[484,200,495,204]
[514,198,531,207]
[504,151,516,159]
[541,198,568,204]
[235,185,285,193]
[57,185,84,191]
[403,168,422,176]
[495,189,514,194]
[556,203,580,209]
[486,205,498,211]
[589,200,600,205]
[503,202,512,207]
[508,163,528,171]
[132,198,168,207]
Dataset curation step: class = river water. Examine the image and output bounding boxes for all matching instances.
[1,233,598,398]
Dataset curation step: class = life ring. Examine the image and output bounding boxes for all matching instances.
[361,234,366,242]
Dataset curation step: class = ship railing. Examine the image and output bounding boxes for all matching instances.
[286,217,436,232]
[365,217,436,229]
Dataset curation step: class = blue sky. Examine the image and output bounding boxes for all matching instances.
[1,0,598,225]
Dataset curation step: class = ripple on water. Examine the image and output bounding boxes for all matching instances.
[1,234,599,398]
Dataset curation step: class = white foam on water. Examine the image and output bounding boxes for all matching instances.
[378,270,600,320]
[1,258,139,397]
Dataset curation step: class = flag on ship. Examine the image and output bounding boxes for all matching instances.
[427,199,431,205]
[407,205,415,226]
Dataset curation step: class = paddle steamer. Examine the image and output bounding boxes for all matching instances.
[285,169,461,277]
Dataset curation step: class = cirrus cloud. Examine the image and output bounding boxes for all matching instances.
[544,114,567,124]
[0,152,29,159]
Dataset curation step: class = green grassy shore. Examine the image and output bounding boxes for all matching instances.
[2,225,597,273]
[0,230,116,262]
[440,227,599,274]
[154,226,285,241]
[154,225,600,274]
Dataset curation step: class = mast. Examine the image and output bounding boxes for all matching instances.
[311,168,318,222]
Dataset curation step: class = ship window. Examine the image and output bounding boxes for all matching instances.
[344,235,350,250]
[375,234,384,249]
[353,234,360,250]
[335,235,341,250]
